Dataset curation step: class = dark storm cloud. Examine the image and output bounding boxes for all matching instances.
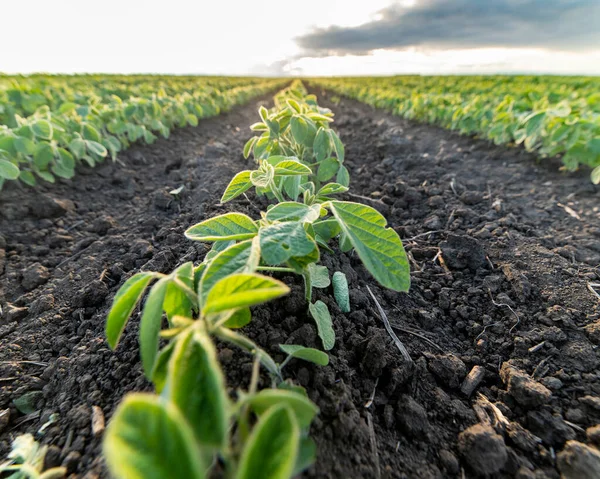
[296,0,600,56]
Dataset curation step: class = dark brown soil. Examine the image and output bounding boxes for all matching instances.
[1,87,600,479]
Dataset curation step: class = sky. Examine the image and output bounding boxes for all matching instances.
[1,0,599,76]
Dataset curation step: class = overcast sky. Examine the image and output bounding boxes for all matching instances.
[2,0,599,76]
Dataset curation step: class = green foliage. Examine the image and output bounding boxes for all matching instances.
[103,394,206,479]
[0,434,67,479]
[332,271,350,313]
[102,80,412,479]
[311,75,600,183]
[308,300,335,350]
[0,75,286,190]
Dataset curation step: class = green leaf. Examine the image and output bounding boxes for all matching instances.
[282,176,301,201]
[33,143,54,169]
[259,105,269,122]
[14,136,36,156]
[313,219,341,242]
[265,202,320,223]
[235,405,299,479]
[203,273,289,316]
[151,341,175,394]
[83,123,101,142]
[57,148,75,169]
[307,263,330,288]
[200,239,260,303]
[86,140,108,158]
[250,164,275,188]
[106,272,156,349]
[168,331,229,448]
[248,389,318,429]
[274,160,312,176]
[103,394,205,479]
[259,221,317,265]
[163,262,195,321]
[14,391,43,414]
[250,122,268,132]
[36,170,55,183]
[286,99,302,113]
[0,159,19,180]
[221,170,253,203]
[223,307,252,328]
[332,271,350,313]
[279,344,329,366]
[69,138,86,159]
[309,301,335,350]
[140,278,169,379]
[317,182,348,197]
[243,137,258,158]
[317,158,339,182]
[336,165,350,187]
[291,115,309,145]
[293,437,317,476]
[589,138,600,155]
[31,120,53,140]
[329,130,345,162]
[19,170,36,186]
[524,112,546,137]
[592,165,600,185]
[185,213,258,242]
[329,201,410,292]
[313,127,331,161]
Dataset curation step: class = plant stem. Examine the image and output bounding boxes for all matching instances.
[256,266,295,273]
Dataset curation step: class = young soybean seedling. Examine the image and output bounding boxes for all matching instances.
[104,272,322,479]
[184,198,410,350]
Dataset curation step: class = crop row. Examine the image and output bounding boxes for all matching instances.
[0,75,269,126]
[52,81,412,479]
[310,76,600,183]
[0,77,285,190]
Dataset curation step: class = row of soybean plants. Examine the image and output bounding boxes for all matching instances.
[0,76,285,190]
[99,80,411,479]
[310,76,600,183]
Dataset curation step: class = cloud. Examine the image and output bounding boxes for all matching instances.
[296,0,600,56]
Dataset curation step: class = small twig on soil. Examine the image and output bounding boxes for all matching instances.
[488,291,520,334]
[476,393,509,430]
[557,202,581,221]
[56,241,99,270]
[406,250,424,273]
[564,420,586,434]
[389,322,444,353]
[0,360,48,367]
[92,406,106,437]
[12,411,40,429]
[347,192,385,206]
[586,282,600,301]
[433,249,451,275]
[528,341,546,354]
[450,178,459,197]
[99,268,109,282]
[366,286,413,364]
[460,366,486,397]
[403,230,444,242]
[364,378,379,409]
[65,220,85,232]
[445,209,456,229]
[532,356,552,379]
[366,412,381,479]
[475,322,503,342]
